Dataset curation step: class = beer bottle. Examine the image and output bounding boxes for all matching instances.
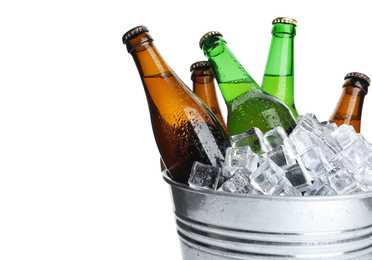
[123,26,230,184]
[329,72,370,133]
[200,31,296,136]
[262,17,299,118]
[190,61,229,134]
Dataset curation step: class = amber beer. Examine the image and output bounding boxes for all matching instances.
[329,72,370,133]
[190,61,228,134]
[123,26,230,184]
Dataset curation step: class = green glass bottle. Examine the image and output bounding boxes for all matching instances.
[200,31,296,136]
[262,17,299,118]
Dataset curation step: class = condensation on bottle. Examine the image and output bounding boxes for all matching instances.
[123,26,230,184]
[329,72,370,133]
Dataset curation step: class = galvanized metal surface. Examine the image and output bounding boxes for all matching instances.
[163,173,372,260]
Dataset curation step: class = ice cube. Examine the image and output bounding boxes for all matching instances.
[322,133,343,154]
[339,141,371,173]
[224,146,259,173]
[272,179,302,196]
[218,167,233,188]
[296,113,329,137]
[298,147,334,173]
[352,161,372,187]
[283,136,298,158]
[263,127,289,151]
[358,134,372,165]
[267,145,296,168]
[230,127,269,154]
[328,168,360,194]
[217,169,253,194]
[289,126,322,155]
[249,159,286,195]
[246,188,261,195]
[330,124,359,149]
[320,121,339,133]
[283,164,312,192]
[361,184,372,192]
[188,162,221,190]
[318,141,339,165]
[304,175,337,196]
[358,133,372,152]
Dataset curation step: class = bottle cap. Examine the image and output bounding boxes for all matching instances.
[272,17,297,26]
[345,72,371,86]
[190,61,210,72]
[199,31,223,49]
[122,26,149,44]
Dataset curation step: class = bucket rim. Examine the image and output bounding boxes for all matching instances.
[162,171,372,202]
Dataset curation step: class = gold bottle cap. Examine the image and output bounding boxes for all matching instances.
[272,17,297,26]
[345,72,371,86]
[122,25,149,44]
[190,61,209,72]
[199,31,223,49]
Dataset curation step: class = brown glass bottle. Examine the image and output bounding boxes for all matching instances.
[123,26,230,184]
[190,61,229,135]
[329,72,370,133]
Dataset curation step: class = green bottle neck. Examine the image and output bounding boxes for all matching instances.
[262,23,297,118]
[201,35,260,104]
[263,23,295,77]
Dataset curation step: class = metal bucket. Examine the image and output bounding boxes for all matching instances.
[163,172,372,260]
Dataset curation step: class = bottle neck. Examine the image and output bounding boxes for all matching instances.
[264,23,295,77]
[191,68,218,107]
[340,78,368,111]
[330,78,368,132]
[262,23,297,117]
[126,32,173,79]
[126,31,199,124]
[201,35,260,104]
[191,67,229,134]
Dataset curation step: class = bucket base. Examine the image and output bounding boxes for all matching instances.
[179,237,372,260]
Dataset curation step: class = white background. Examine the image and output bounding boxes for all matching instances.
[1,0,372,259]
